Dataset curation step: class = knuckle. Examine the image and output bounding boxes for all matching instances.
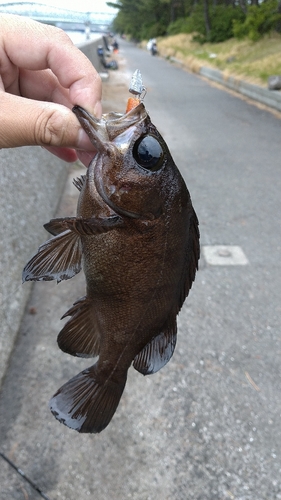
[54,29,72,46]
[46,24,72,44]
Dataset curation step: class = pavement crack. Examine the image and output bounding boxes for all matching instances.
[0,451,52,500]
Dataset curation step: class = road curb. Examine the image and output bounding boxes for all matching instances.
[170,57,281,112]
[199,66,281,112]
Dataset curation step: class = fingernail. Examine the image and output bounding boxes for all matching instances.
[94,101,102,120]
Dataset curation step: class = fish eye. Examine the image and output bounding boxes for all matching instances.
[133,135,164,171]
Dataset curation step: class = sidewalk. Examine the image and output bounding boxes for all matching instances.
[0,53,280,500]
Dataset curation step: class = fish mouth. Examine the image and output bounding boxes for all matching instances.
[74,103,152,220]
[73,103,147,149]
[96,107,150,219]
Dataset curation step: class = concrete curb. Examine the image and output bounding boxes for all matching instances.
[199,66,281,112]
[170,57,281,112]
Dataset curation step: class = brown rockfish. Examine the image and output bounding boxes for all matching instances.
[23,71,200,433]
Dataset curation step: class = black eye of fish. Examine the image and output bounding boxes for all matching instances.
[133,135,164,171]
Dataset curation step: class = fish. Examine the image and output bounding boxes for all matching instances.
[22,71,200,434]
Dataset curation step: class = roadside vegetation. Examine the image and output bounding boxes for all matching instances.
[157,32,281,86]
[109,0,281,86]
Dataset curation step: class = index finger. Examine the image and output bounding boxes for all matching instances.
[1,14,102,116]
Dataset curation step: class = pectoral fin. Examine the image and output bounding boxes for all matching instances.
[44,214,123,236]
[133,321,177,375]
[22,230,82,283]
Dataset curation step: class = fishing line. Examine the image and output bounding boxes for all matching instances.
[0,451,52,500]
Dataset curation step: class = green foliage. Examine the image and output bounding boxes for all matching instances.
[209,6,245,43]
[167,17,191,35]
[112,0,171,40]
[233,0,281,41]
[185,6,206,38]
[112,0,281,43]
[167,5,245,43]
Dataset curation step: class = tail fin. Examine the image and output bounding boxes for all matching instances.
[49,365,127,433]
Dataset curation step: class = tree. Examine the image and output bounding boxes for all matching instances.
[109,0,281,42]
[109,0,187,39]
[203,0,211,35]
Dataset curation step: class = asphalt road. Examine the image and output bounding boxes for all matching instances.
[0,40,280,500]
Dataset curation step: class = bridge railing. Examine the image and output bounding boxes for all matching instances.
[0,3,114,26]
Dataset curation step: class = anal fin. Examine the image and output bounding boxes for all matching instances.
[133,321,177,375]
[22,230,82,283]
[58,296,100,358]
[49,365,127,433]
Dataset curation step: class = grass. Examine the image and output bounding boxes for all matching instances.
[156,32,281,86]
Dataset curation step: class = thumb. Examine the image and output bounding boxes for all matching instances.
[0,93,94,151]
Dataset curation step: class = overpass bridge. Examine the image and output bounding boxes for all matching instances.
[0,2,116,31]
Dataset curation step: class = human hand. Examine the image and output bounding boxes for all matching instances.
[0,14,102,164]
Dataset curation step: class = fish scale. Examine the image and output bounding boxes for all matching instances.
[22,71,199,433]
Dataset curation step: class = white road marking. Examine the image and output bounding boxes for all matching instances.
[202,245,249,265]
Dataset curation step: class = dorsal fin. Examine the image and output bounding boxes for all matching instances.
[73,175,86,192]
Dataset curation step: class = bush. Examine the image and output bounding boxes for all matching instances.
[167,10,206,37]
[167,17,191,36]
[209,6,245,43]
[187,7,207,37]
[138,21,167,40]
[233,0,281,41]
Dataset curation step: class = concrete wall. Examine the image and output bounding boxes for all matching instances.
[77,36,104,71]
[0,36,102,387]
